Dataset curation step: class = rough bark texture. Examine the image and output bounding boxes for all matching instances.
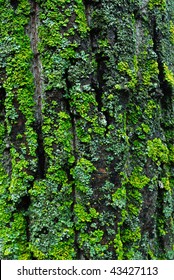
[0,0,174,260]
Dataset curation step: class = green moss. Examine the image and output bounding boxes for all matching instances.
[144,100,157,119]
[169,145,174,162]
[28,244,46,260]
[0,124,5,153]
[129,167,150,189]
[169,21,174,44]
[157,218,167,236]
[114,230,124,260]
[74,0,89,35]
[74,204,99,230]
[163,64,174,87]
[116,59,138,90]
[2,212,31,259]
[78,229,108,259]
[69,84,97,119]
[49,243,75,260]
[29,179,75,259]
[160,177,171,191]
[122,227,141,243]
[71,158,96,190]
[142,60,159,86]
[112,186,127,209]
[147,138,169,165]
[148,0,166,10]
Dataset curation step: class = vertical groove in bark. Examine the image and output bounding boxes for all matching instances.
[28,1,43,124]
[27,0,45,178]
[152,17,171,103]
[64,69,81,259]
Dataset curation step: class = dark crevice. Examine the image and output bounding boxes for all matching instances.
[39,227,49,235]
[15,194,31,243]
[93,56,111,132]
[93,83,103,112]
[152,17,173,108]
[70,172,81,259]
[63,68,81,259]
[84,1,112,132]
[0,87,6,116]
[10,99,26,142]
[93,58,104,112]
[34,121,46,179]
[156,187,166,254]
[16,194,31,211]
[25,215,31,243]
[119,89,130,109]
[27,1,45,179]
[10,0,18,10]
[29,1,43,124]
[0,86,6,145]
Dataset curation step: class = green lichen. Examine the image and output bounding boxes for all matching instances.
[129,167,150,189]
[148,0,166,10]
[169,21,174,44]
[163,64,174,87]
[147,138,169,165]
[116,58,138,90]
[112,186,126,209]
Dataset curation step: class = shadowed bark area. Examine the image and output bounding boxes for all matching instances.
[0,0,174,260]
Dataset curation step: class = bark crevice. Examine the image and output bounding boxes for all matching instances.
[27,1,46,179]
[10,0,18,10]
[28,0,43,123]
[34,121,45,179]
[152,17,172,105]
[64,69,81,259]
[0,87,6,120]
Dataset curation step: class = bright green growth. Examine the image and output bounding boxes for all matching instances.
[169,21,174,44]
[163,64,174,87]
[144,100,157,119]
[122,227,141,243]
[74,204,99,230]
[49,243,75,260]
[114,230,124,260]
[147,138,169,165]
[142,60,159,86]
[160,177,171,191]
[129,167,150,189]
[112,186,127,209]
[169,145,174,162]
[74,0,90,35]
[71,158,96,194]
[116,59,138,89]
[148,0,166,10]
[2,212,31,259]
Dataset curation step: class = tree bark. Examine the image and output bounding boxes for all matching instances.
[0,0,174,260]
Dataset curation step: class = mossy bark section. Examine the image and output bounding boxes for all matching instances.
[0,0,173,259]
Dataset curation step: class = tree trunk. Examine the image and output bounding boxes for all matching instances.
[0,0,174,260]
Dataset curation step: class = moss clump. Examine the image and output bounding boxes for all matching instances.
[163,64,174,87]
[148,0,166,10]
[147,138,169,165]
